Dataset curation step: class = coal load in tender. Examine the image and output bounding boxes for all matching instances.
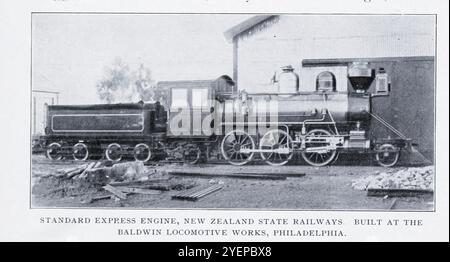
[351,166,434,191]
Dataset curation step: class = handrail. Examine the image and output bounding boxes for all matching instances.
[369,112,407,139]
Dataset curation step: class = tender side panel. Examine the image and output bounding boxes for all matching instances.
[51,114,144,132]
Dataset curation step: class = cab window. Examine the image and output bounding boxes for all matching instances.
[192,88,209,108]
[171,89,188,109]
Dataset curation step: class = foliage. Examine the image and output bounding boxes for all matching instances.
[96,58,157,103]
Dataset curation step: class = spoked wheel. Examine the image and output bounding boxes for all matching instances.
[183,145,201,165]
[221,130,255,166]
[133,143,152,162]
[375,143,400,167]
[331,152,340,165]
[46,142,63,160]
[105,143,123,162]
[259,129,293,166]
[72,143,89,161]
[301,129,337,167]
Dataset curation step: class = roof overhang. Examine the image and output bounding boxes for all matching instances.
[223,15,276,43]
[302,56,436,67]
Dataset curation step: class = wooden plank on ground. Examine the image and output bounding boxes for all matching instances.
[282,173,306,178]
[81,192,134,204]
[77,162,97,179]
[141,184,171,191]
[109,178,170,187]
[367,188,433,197]
[116,187,162,195]
[57,165,84,175]
[81,195,112,204]
[389,198,398,210]
[103,184,127,199]
[66,167,86,179]
[168,171,287,180]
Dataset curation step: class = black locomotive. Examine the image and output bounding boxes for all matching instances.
[42,62,413,167]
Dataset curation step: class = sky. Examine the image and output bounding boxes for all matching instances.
[32,14,251,104]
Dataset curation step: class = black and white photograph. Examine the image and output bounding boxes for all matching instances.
[31,13,436,210]
[0,0,448,243]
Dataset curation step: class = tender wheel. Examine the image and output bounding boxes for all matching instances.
[259,129,293,166]
[105,143,123,162]
[134,143,152,162]
[221,130,255,166]
[183,145,201,165]
[375,143,400,167]
[301,129,337,167]
[72,143,89,161]
[46,142,63,160]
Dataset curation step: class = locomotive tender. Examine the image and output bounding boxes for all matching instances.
[42,61,412,167]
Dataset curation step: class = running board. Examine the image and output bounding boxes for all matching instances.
[239,145,337,154]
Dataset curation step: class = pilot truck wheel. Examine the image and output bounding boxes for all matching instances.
[375,143,400,167]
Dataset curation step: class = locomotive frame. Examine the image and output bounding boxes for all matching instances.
[41,62,414,167]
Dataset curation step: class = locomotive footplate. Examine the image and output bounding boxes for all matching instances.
[299,136,344,146]
[240,148,292,154]
[240,145,338,154]
[240,133,344,155]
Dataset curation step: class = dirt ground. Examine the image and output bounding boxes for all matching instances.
[31,155,434,211]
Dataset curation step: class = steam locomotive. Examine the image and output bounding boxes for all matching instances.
[42,62,413,167]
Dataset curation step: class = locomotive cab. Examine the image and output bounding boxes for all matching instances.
[162,76,235,138]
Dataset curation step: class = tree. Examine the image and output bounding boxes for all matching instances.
[133,63,156,102]
[96,58,156,103]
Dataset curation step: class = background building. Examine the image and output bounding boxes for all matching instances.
[32,90,59,136]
